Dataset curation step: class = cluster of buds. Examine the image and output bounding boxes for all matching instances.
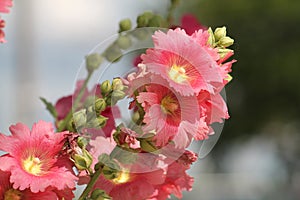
[207,26,234,58]
[68,78,127,133]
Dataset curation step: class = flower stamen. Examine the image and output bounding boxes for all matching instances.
[23,155,43,176]
[168,65,188,84]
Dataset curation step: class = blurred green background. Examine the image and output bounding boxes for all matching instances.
[176,0,300,199]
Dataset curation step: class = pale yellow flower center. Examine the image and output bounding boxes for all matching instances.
[22,155,43,176]
[168,65,188,84]
[4,188,22,200]
[112,171,130,184]
[161,95,179,115]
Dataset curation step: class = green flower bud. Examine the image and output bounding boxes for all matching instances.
[73,109,87,128]
[131,29,149,40]
[86,115,108,128]
[111,90,126,105]
[77,136,88,148]
[98,154,121,180]
[140,138,158,153]
[214,26,227,41]
[91,189,111,200]
[104,44,122,63]
[112,78,124,91]
[207,27,215,47]
[101,80,112,96]
[148,15,165,27]
[117,35,132,50]
[137,11,153,27]
[95,98,106,113]
[132,111,140,123]
[119,18,132,33]
[217,48,233,58]
[73,148,93,171]
[218,36,234,48]
[86,53,103,73]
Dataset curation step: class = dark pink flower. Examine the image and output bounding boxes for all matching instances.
[0,18,6,43]
[180,14,207,35]
[0,121,77,196]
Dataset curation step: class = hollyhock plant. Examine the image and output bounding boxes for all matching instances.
[0,121,77,197]
[0,1,237,199]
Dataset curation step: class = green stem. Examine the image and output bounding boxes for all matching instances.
[167,0,180,25]
[57,72,93,132]
[78,168,102,200]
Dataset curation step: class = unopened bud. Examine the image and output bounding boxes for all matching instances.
[218,36,234,48]
[95,98,106,113]
[137,11,153,27]
[148,15,164,27]
[104,44,122,62]
[218,48,233,58]
[73,109,87,128]
[86,116,108,128]
[117,35,132,50]
[132,29,149,40]
[86,53,103,73]
[111,90,126,105]
[73,148,93,171]
[77,136,88,148]
[207,27,215,47]
[101,80,112,96]
[98,154,121,180]
[119,18,132,32]
[140,138,157,152]
[91,189,111,200]
[112,78,124,91]
[214,26,227,41]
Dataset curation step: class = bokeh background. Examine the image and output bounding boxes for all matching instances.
[0,0,299,199]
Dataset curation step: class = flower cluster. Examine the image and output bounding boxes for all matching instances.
[0,0,12,43]
[0,1,236,199]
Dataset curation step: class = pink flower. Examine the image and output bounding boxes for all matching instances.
[141,28,223,96]
[0,18,6,43]
[0,170,62,200]
[180,14,207,35]
[0,121,77,196]
[150,161,194,200]
[0,0,12,13]
[137,83,207,147]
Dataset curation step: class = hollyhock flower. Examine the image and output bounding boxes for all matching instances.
[197,90,229,124]
[141,28,223,96]
[0,18,5,43]
[150,152,196,200]
[180,14,207,35]
[0,170,61,200]
[0,0,12,13]
[0,121,77,196]
[137,83,207,147]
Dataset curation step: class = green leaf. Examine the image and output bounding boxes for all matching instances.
[40,97,57,119]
